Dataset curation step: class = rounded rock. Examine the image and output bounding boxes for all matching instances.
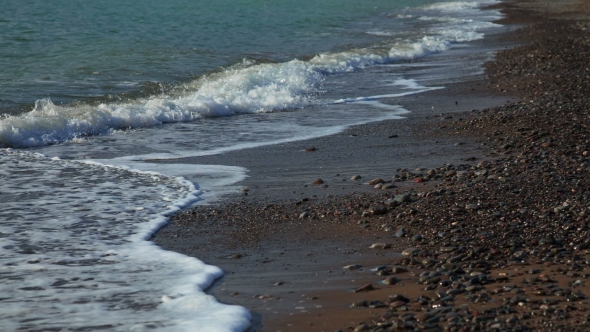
[312,178,325,185]
[367,178,385,185]
[402,248,420,256]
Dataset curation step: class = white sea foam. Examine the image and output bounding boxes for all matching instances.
[423,1,492,12]
[331,86,443,104]
[0,0,502,149]
[0,149,251,331]
[366,30,397,37]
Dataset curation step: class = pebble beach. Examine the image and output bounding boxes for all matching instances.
[153,0,590,331]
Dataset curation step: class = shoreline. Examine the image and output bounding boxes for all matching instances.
[153,0,590,331]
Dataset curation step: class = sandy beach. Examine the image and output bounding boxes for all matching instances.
[153,0,590,330]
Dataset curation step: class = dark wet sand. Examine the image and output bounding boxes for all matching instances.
[153,0,590,331]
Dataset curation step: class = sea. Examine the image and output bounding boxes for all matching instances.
[0,0,504,330]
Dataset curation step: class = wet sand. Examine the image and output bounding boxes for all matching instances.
[153,0,590,331]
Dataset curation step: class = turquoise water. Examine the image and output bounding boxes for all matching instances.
[1,0,427,113]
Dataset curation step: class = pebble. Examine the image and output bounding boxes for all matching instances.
[391,266,409,274]
[416,313,430,322]
[367,178,385,185]
[382,183,396,189]
[368,206,387,215]
[354,284,375,293]
[368,300,387,308]
[369,243,391,249]
[389,294,410,302]
[370,265,388,272]
[389,300,407,308]
[395,227,407,237]
[384,199,398,208]
[354,324,369,332]
[343,264,362,270]
[351,300,368,308]
[312,178,324,185]
[445,170,456,177]
[394,194,411,203]
[383,276,400,285]
[402,248,420,256]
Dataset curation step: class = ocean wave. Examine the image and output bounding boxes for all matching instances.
[0,0,501,148]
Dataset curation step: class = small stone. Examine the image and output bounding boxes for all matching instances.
[370,265,388,272]
[384,199,399,208]
[416,313,430,322]
[422,258,435,266]
[445,170,457,177]
[545,234,556,244]
[368,300,388,308]
[305,147,317,152]
[354,323,369,332]
[351,175,362,180]
[391,266,409,274]
[402,248,420,256]
[368,206,387,215]
[447,254,465,263]
[312,178,324,185]
[343,264,362,270]
[382,183,396,189]
[368,178,385,185]
[351,300,368,308]
[395,227,407,237]
[299,211,310,219]
[383,276,400,285]
[370,243,391,249]
[447,289,463,296]
[441,263,456,270]
[394,194,411,203]
[389,294,410,302]
[354,284,375,293]
[423,276,441,285]
[376,269,390,276]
